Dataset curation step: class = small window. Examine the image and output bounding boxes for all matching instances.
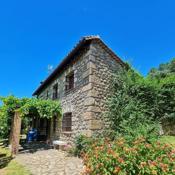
[62,113,72,132]
[65,72,74,91]
[53,84,58,100]
[46,90,49,99]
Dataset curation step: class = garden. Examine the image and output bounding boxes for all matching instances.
[74,58,175,175]
[0,58,175,175]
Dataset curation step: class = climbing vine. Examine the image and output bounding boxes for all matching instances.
[0,96,62,139]
[19,98,62,118]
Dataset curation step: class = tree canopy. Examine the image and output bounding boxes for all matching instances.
[148,58,175,79]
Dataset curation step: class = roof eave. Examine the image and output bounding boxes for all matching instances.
[33,36,126,96]
[33,37,90,96]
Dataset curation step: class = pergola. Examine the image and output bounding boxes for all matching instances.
[0,96,62,155]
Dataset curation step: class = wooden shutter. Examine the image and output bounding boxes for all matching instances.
[69,73,74,90]
[62,113,72,132]
[53,84,58,99]
[65,72,74,92]
[65,76,69,91]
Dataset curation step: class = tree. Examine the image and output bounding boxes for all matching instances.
[148,58,175,121]
[149,58,175,79]
[107,58,175,139]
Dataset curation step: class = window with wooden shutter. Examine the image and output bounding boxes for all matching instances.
[62,113,72,132]
[65,72,74,92]
[46,90,49,99]
[53,84,58,100]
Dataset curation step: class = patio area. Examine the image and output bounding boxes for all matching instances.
[16,142,83,175]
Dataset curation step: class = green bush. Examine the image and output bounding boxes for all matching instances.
[74,135,92,157]
[107,59,175,140]
[107,68,160,140]
[82,137,175,175]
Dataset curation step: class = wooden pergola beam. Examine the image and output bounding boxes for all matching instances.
[10,111,21,155]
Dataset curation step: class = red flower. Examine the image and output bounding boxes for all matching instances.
[140,162,147,168]
[159,163,168,172]
[113,166,121,174]
[118,157,124,164]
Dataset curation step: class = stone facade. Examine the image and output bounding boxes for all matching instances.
[35,36,124,142]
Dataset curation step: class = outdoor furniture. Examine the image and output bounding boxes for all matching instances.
[52,140,67,150]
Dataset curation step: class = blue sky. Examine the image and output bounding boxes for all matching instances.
[0,0,175,97]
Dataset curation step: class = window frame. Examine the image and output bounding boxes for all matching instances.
[65,72,74,92]
[46,90,49,99]
[62,112,72,132]
[52,83,58,100]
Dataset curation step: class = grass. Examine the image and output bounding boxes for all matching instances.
[159,135,175,146]
[0,144,31,175]
[0,146,11,157]
[2,160,31,175]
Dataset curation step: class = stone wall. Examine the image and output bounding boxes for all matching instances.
[38,46,93,142]
[85,41,123,134]
[37,40,123,142]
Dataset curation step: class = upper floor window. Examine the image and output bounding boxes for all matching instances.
[53,83,58,100]
[65,72,74,92]
[62,113,72,132]
[46,90,49,99]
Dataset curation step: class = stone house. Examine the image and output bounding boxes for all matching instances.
[33,36,126,142]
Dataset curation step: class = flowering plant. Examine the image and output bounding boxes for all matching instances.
[82,137,175,175]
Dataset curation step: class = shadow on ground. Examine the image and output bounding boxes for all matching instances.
[19,141,52,154]
[0,140,12,169]
[0,155,12,169]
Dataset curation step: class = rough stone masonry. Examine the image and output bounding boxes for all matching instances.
[33,36,125,142]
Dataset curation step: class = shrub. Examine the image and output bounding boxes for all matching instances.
[74,135,92,157]
[107,68,160,140]
[107,60,175,139]
[82,137,175,175]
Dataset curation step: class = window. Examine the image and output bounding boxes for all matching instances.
[46,90,49,99]
[62,113,72,132]
[65,72,74,91]
[53,84,58,100]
